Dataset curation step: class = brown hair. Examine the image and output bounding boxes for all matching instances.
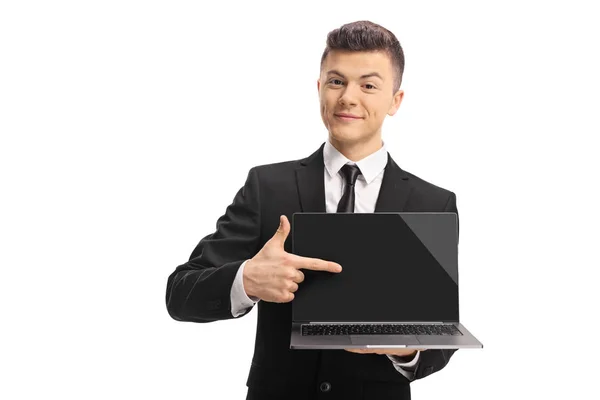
[320,20,405,93]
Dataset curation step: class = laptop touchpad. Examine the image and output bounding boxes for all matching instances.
[350,335,420,345]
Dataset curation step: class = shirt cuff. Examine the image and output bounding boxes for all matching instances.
[230,260,260,317]
[386,351,421,381]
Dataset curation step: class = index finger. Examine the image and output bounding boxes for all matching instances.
[287,253,342,273]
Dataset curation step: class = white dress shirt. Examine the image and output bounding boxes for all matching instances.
[229,139,421,380]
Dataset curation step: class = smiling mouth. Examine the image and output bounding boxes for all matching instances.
[335,114,363,121]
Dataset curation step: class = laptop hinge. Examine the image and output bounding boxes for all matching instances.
[305,321,452,324]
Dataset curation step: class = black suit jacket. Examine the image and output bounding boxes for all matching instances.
[166,143,459,400]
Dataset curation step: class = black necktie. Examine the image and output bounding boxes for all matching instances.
[337,163,362,213]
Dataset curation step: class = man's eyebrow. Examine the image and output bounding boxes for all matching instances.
[326,70,384,80]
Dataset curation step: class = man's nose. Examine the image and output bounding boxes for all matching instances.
[338,83,360,107]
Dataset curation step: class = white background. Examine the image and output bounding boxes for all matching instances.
[1,1,599,399]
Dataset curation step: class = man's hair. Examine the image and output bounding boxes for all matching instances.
[320,20,405,94]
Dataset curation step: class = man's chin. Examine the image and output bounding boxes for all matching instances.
[329,131,366,144]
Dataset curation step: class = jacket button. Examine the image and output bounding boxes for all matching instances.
[319,382,331,392]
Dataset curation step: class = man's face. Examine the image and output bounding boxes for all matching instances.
[318,50,404,147]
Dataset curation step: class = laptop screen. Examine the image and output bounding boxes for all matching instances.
[291,212,459,323]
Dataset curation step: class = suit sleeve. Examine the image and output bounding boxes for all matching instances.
[413,191,459,380]
[165,167,262,323]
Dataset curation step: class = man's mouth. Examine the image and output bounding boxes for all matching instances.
[335,113,363,121]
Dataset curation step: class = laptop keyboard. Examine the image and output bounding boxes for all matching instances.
[301,323,462,336]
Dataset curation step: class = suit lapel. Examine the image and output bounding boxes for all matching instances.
[374,152,413,212]
[296,143,327,212]
[295,143,413,213]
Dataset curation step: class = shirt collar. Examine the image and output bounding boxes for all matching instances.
[323,139,388,185]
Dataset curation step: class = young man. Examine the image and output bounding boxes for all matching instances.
[166,20,458,400]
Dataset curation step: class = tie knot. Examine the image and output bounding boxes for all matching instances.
[340,163,362,186]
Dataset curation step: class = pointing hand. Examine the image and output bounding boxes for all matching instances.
[243,215,343,303]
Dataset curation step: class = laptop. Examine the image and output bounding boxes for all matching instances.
[289,212,483,350]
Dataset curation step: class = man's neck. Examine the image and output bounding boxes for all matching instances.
[328,134,383,162]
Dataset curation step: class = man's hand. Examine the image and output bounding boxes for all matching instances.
[344,348,426,357]
[243,215,343,303]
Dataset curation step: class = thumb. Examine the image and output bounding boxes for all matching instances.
[271,215,290,247]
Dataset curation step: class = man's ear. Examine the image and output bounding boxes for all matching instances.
[317,79,321,93]
[388,89,404,116]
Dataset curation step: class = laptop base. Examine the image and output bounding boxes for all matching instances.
[290,322,483,350]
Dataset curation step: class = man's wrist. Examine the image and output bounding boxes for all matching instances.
[242,259,257,299]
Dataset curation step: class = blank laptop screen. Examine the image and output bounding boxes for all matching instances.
[291,213,459,323]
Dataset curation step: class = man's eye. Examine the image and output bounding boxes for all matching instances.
[365,84,376,90]
[329,79,343,85]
